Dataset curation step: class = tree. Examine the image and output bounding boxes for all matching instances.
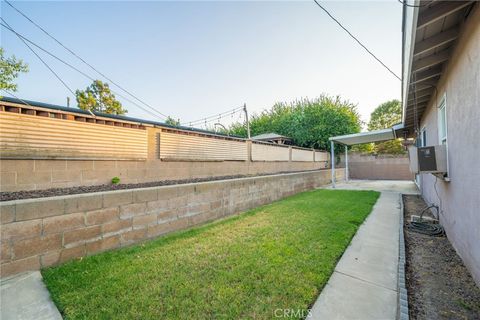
[0,47,28,94]
[368,99,405,154]
[368,99,402,131]
[229,95,362,154]
[165,116,180,126]
[76,80,127,115]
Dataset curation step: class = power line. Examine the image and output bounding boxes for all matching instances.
[182,106,243,126]
[0,22,167,121]
[187,108,243,126]
[4,0,170,120]
[184,110,241,127]
[0,18,76,96]
[312,0,402,81]
[182,106,244,126]
[1,89,35,108]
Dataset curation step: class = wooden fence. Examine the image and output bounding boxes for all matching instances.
[0,108,147,160]
[0,101,328,163]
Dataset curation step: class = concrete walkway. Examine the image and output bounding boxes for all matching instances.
[1,272,62,320]
[308,180,418,320]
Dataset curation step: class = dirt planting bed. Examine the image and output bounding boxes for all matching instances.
[0,169,324,201]
[403,195,480,319]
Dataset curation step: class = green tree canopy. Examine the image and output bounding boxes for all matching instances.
[165,116,180,126]
[0,47,28,95]
[229,95,362,154]
[368,99,402,131]
[367,99,405,154]
[76,80,127,115]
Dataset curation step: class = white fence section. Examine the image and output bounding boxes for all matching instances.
[159,129,248,161]
[291,147,314,162]
[251,142,290,161]
[314,151,329,163]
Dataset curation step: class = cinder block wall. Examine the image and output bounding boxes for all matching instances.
[0,169,344,277]
[341,153,413,180]
[0,159,326,192]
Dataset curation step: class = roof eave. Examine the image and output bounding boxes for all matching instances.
[401,0,420,127]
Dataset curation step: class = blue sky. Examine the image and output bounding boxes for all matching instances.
[1,1,402,128]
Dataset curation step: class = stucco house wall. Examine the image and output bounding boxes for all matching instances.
[418,6,480,285]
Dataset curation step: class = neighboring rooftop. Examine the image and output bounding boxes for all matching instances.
[252,133,292,145]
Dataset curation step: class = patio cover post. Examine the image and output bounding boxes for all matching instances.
[345,145,349,182]
[331,140,335,188]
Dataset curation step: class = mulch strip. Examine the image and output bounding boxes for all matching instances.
[403,194,480,319]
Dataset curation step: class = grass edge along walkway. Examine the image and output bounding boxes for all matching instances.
[42,189,380,320]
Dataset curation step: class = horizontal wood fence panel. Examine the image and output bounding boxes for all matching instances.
[0,112,147,160]
[251,142,290,161]
[291,148,314,162]
[315,151,329,162]
[159,130,247,161]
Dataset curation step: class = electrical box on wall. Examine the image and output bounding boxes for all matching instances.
[408,145,448,174]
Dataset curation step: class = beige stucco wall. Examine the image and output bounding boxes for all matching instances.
[418,6,480,285]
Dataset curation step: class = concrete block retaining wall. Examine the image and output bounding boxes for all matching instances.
[0,159,328,192]
[0,169,344,277]
[341,153,413,181]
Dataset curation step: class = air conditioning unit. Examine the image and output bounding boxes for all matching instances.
[408,145,447,174]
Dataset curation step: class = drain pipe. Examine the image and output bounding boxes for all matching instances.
[331,140,335,188]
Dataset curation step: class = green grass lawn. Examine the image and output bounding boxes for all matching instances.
[42,189,379,319]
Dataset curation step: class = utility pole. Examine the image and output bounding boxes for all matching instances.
[66,97,70,107]
[243,103,251,139]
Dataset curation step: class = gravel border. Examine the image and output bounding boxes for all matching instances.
[397,194,409,320]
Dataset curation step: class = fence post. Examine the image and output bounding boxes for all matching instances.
[345,145,349,182]
[331,141,335,188]
[247,140,252,162]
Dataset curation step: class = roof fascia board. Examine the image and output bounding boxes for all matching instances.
[402,1,420,125]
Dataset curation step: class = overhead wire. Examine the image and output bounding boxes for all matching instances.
[1,17,245,127]
[3,1,245,127]
[312,0,401,81]
[184,106,243,125]
[1,89,34,108]
[0,18,76,97]
[0,21,167,121]
[182,106,244,126]
[4,0,170,120]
